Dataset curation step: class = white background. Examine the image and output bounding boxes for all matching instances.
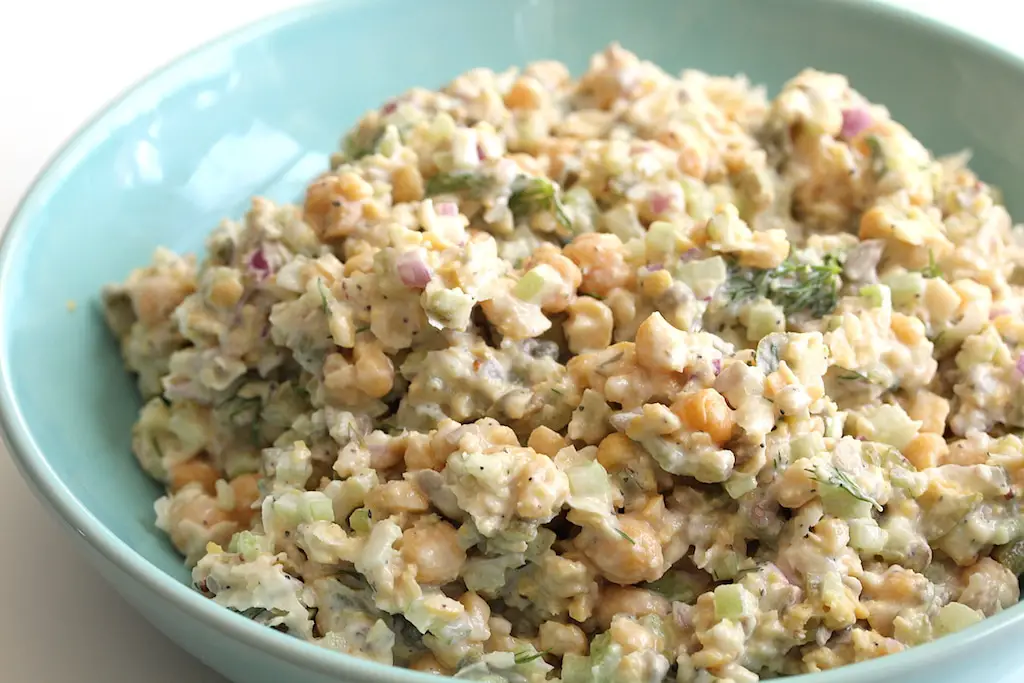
[0,1,1014,681]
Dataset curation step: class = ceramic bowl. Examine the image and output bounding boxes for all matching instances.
[3,0,1024,681]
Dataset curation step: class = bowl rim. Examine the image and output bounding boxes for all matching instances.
[2,0,1024,680]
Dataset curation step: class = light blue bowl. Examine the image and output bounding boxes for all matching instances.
[3,1,1024,681]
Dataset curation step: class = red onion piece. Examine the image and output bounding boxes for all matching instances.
[646,263,664,272]
[396,251,432,289]
[649,191,674,215]
[247,248,272,281]
[1016,352,1024,376]
[680,248,702,263]
[381,100,398,115]
[840,107,872,139]
[712,358,722,375]
[436,201,459,217]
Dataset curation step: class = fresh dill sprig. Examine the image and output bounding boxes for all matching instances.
[514,650,549,665]
[727,254,843,319]
[810,466,882,511]
[865,135,888,178]
[616,529,637,545]
[508,176,572,229]
[838,369,871,382]
[317,278,331,315]
[920,249,942,279]
[424,171,495,198]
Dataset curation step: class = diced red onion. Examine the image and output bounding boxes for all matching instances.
[712,358,722,375]
[646,263,664,272]
[476,142,487,161]
[436,201,459,217]
[396,251,432,289]
[991,307,1008,320]
[1016,352,1024,376]
[247,248,272,280]
[649,191,674,215]
[840,107,872,139]
[381,100,398,115]
[680,248,702,263]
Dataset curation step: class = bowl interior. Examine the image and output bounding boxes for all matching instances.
[5,0,1024,676]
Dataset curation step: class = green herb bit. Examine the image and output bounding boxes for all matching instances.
[865,135,888,178]
[920,249,942,279]
[514,650,549,665]
[508,176,572,229]
[838,369,871,382]
[727,254,843,319]
[810,466,883,511]
[355,325,371,334]
[343,127,385,160]
[755,334,783,374]
[616,529,637,545]
[424,171,495,198]
[317,278,331,315]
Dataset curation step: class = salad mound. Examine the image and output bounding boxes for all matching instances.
[103,44,1024,682]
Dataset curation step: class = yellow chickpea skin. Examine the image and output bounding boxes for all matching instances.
[906,390,950,435]
[596,432,644,472]
[229,473,262,526]
[528,425,568,457]
[902,433,948,470]
[563,233,633,297]
[400,518,466,585]
[577,516,664,585]
[354,341,395,399]
[367,479,430,518]
[409,653,448,675]
[565,296,614,353]
[391,165,425,204]
[169,458,220,495]
[671,388,735,446]
[539,621,588,657]
[593,586,670,629]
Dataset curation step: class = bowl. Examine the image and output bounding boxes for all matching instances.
[4,0,1024,681]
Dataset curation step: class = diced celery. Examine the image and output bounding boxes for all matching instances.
[560,653,590,683]
[819,483,875,519]
[724,473,758,499]
[854,403,921,450]
[849,519,888,553]
[742,299,785,341]
[675,256,728,300]
[513,264,560,303]
[229,530,264,562]
[601,203,644,241]
[568,461,612,500]
[859,284,889,309]
[994,539,1024,575]
[934,602,983,635]
[645,571,709,604]
[273,494,301,527]
[645,221,680,260]
[299,491,335,523]
[713,584,750,621]
[790,433,825,461]
[423,286,474,330]
[349,507,372,534]
[883,271,924,308]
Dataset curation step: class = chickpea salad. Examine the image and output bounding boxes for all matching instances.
[103,44,1024,682]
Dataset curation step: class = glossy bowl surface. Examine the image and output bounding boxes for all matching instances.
[4,1,1024,681]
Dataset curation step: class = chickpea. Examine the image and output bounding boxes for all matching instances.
[634,312,690,373]
[229,473,262,526]
[907,390,950,435]
[738,230,790,269]
[404,433,448,472]
[131,275,194,326]
[524,244,582,313]
[367,479,430,517]
[168,491,236,557]
[400,519,466,585]
[205,267,245,309]
[538,621,588,656]
[563,233,632,297]
[409,653,447,675]
[577,516,664,585]
[609,615,661,654]
[459,591,492,641]
[391,165,424,204]
[594,586,669,629]
[565,297,614,353]
[527,426,567,457]
[596,432,643,472]
[169,458,220,495]
[504,76,544,110]
[354,341,395,399]
[902,433,947,470]
[485,616,516,653]
[671,388,735,445]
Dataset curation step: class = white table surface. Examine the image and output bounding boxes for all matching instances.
[0,1,1017,681]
